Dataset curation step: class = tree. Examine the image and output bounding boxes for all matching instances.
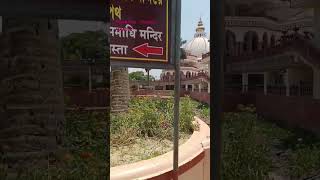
[129,71,156,81]
[181,48,187,59]
[180,38,187,59]
[60,31,107,60]
[180,39,187,46]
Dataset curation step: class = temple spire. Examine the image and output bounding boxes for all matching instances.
[195,17,206,37]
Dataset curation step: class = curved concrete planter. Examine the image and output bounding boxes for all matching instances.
[110,117,210,180]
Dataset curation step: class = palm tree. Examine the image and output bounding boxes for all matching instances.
[0,18,64,170]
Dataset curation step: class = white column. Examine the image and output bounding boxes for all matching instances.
[185,84,188,91]
[199,84,201,92]
[264,72,268,95]
[208,83,210,93]
[313,68,320,99]
[284,70,290,96]
[88,65,92,93]
[242,73,248,93]
[314,8,320,48]
[192,84,195,92]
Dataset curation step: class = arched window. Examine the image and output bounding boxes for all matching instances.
[180,71,184,77]
[34,23,40,36]
[186,71,191,78]
[243,32,250,52]
[243,31,259,52]
[252,32,259,51]
[48,20,52,30]
[262,32,268,49]
[270,35,275,47]
[226,30,236,56]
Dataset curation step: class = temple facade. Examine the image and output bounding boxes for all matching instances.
[224,0,320,100]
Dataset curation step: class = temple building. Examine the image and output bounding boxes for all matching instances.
[223,0,320,100]
[131,0,320,101]
[130,18,211,93]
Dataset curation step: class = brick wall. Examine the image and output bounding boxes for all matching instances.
[131,90,174,96]
[185,90,320,135]
[256,95,320,135]
[188,92,210,105]
[64,88,108,107]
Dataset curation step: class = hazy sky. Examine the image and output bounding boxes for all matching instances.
[59,20,106,37]
[0,18,106,36]
[129,0,210,79]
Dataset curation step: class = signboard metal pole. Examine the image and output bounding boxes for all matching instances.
[173,0,181,179]
[88,65,92,93]
[212,0,225,179]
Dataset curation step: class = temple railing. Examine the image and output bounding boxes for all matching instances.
[224,84,313,97]
[225,16,312,31]
[226,34,320,67]
[160,73,210,82]
[291,0,319,8]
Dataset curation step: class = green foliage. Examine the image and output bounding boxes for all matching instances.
[197,103,209,119]
[288,145,320,178]
[64,76,87,87]
[61,31,107,60]
[64,95,71,106]
[110,97,197,147]
[222,107,272,180]
[128,71,155,81]
[180,97,196,133]
[284,131,320,179]
[0,111,108,180]
[222,105,320,179]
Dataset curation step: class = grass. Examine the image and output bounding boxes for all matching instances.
[222,104,320,180]
[0,111,108,180]
[110,96,204,166]
[222,106,272,180]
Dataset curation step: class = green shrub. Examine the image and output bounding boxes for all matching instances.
[288,144,320,178]
[0,111,108,180]
[180,97,197,133]
[110,97,197,146]
[222,109,272,180]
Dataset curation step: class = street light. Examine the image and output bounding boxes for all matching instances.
[81,58,96,93]
[145,68,151,88]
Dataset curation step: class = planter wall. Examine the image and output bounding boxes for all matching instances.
[110,117,210,180]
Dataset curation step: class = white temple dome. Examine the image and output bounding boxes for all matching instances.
[183,18,210,58]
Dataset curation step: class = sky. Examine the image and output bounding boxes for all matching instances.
[129,0,210,79]
[0,18,106,36]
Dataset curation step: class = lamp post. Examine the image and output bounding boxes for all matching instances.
[145,68,151,88]
[83,58,95,93]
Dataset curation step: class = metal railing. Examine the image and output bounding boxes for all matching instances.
[226,33,320,66]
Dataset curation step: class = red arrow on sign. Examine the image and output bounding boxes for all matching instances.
[133,43,163,57]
